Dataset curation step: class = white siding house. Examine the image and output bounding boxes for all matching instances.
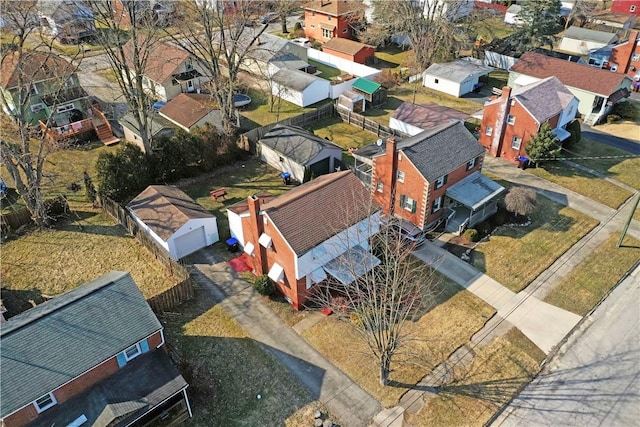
[423,59,492,97]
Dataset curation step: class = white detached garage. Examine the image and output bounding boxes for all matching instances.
[128,185,219,260]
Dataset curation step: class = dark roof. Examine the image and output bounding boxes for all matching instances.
[271,69,322,91]
[0,272,162,418]
[371,121,485,182]
[304,0,362,16]
[322,38,374,56]
[128,185,214,241]
[533,48,583,63]
[37,0,94,22]
[510,76,576,123]
[120,112,175,138]
[391,101,469,129]
[510,52,631,96]
[1,51,75,89]
[159,93,222,130]
[259,124,342,166]
[26,350,187,427]
[263,171,377,255]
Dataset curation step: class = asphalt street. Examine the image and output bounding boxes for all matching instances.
[492,265,640,427]
[581,124,640,155]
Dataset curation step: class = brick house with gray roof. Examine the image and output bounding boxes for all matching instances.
[353,121,504,234]
[479,76,579,163]
[227,171,381,309]
[0,271,191,427]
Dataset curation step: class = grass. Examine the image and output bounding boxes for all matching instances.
[483,70,509,91]
[473,181,599,293]
[544,234,640,316]
[526,162,633,209]
[0,210,180,315]
[301,274,495,408]
[308,59,343,80]
[239,87,325,127]
[407,328,544,427]
[563,137,640,190]
[161,288,325,426]
[374,46,413,69]
[471,17,515,43]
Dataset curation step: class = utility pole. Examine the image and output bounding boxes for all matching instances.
[617,192,640,248]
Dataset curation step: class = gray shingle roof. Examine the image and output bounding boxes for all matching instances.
[0,272,162,418]
[374,121,485,182]
[425,59,492,83]
[259,124,342,166]
[271,69,323,91]
[511,76,576,123]
[563,26,618,44]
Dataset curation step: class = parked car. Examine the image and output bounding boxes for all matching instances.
[291,37,311,48]
[384,217,427,248]
[260,12,278,24]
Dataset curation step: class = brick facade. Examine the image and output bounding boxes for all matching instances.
[610,30,640,79]
[611,0,640,16]
[304,10,354,41]
[322,45,375,64]
[3,331,164,427]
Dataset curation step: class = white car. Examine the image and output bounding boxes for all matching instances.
[290,38,311,48]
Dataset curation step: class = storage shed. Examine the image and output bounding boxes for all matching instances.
[128,185,219,260]
[351,78,387,109]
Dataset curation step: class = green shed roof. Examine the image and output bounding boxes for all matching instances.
[352,78,381,95]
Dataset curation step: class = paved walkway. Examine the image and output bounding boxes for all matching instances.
[187,252,382,427]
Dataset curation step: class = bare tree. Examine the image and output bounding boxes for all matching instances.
[0,0,84,227]
[504,187,537,219]
[312,214,441,386]
[564,0,598,29]
[88,0,166,153]
[273,0,302,34]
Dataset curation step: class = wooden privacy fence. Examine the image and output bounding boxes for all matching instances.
[335,108,409,139]
[1,196,69,234]
[98,194,195,312]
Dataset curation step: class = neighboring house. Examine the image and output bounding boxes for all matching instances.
[558,26,619,55]
[120,112,175,151]
[350,77,387,108]
[321,38,375,64]
[158,93,223,133]
[37,0,96,44]
[390,101,469,136]
[587,9,637,29]
[227,171,381,309]
[128,185,220,260]
[0,271,192,427]
[611,0,640,16]
[509,52,633,124]
[237,31,309,76]
[423,59,493,97]
[112,0,176,26]
[415,0,475,20]
[270,69,330,107]
[304,0,362,41]
[479,77,579,163]
[259,124,343,182]
[123,39,209,102]
[504,4,523,25]
[353,121,503,234]
[589,30,640,80]
[0,51,118,145]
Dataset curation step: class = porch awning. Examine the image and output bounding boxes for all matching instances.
[320,23,336,31]
[268,262,285,282]
[244,241,255,256]
[310,268,328,284]
[446,171,505,211]
[322,245,381,286]
[607,87,630,105]
[552,127,571,141]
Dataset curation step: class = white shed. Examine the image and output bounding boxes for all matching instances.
[423,59,493,97]
[128,185,219,260]
[259,124,343,183]
[558,27,619,56]
[504,4,524,26]
[271,69,330,107]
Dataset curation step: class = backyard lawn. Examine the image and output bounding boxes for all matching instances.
[239,87,319,128]
[308,59,343,80]
[302,274,496,408]
[544,234,640,316]
[472,180,599,293]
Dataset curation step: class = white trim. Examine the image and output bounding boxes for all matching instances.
[30,103,46,113]
[56,103,75,113]
[33,392,57,413]
[66,414,88,427]
[397,170,405,183]
[123,343,142,361]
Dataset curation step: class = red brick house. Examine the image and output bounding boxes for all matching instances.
[353,121,504,235]
[609,30,640,81]
[304,0,362,41]
[321,37,375,64]
[479,76,579,163]
[227,171,381,310]
[611,0,640,16]
[0,271,191,427]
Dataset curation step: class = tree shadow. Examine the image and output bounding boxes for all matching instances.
[0,288,51,318]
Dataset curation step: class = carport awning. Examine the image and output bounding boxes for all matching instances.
[310,268,328,284]
[322,245,381,286]
[552,127,571,141]
[446,171,505,211]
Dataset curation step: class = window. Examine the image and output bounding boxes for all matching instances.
[631,5,636,12]
[511,99,516,106]
[30,103,45,113]
[399,195,417,213]
[124,343,142,361]
[434,78,439,84]
[431,196,443,213]
[29,85,38,95]
[327,15,331,21]
[434,175,448,189]
[485,126,493,136]
[322,28,332,38]
[310,24,315,28]
[279,156,284,162]
[185,59,193,70]
[376,181,383,192]
[56,103,75,113]
[610,63,618,72]
[466,157,477,171]
[34,393,57,413]
[397,170,405,183]
[342,28,347,33]
[311,11,315,16]
[512,136,522,150]
[507,115,515,125]
[632,53,640,62]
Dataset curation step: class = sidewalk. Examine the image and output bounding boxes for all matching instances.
[187,256,382,427]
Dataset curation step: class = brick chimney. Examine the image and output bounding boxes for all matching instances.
[383,137,398,215]
[247,195,267,275]
[488,86,512,157]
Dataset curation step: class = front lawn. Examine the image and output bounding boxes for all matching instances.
[301,275,495,408]
[472,182,599,293]
[544,234,640,316]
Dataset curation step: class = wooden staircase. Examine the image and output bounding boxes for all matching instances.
[90,105,120,146]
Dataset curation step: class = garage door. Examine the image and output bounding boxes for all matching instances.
[309,157,330,178]
[174,227,206,259]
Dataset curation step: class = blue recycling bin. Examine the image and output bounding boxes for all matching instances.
[281,172,291,185]
[226,237,239,252]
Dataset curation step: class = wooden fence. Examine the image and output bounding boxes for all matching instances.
[335,108,409,139]
[1,196,69,234]
[98,194,195,312]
